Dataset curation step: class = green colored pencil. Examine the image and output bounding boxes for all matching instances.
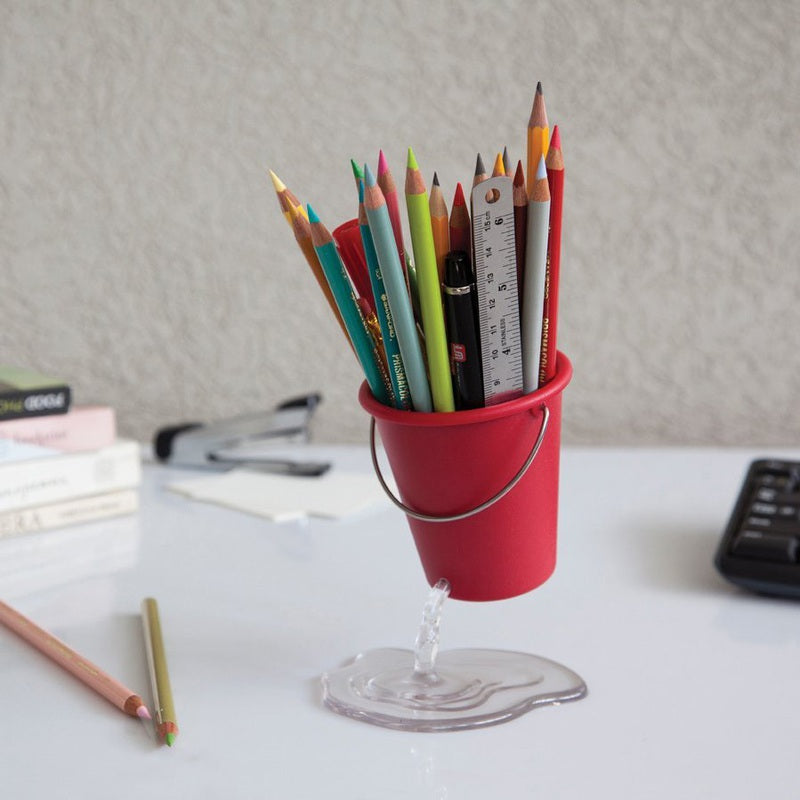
[404,147,454,412]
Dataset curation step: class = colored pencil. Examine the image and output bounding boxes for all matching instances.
[405,147,455,413]
[268,169,308,225]
[526,81,549,196]
[286,203,351,348]
[472,153,488,187]
[539,124,564,385]
[491,152,505,177]
[449,182,471,261]
[502,146,512,177]
[429,172,450,284]
[0,599,151,720]
[512,160,528,304]
[376,151,407,279]
[141,598,179,746]
[332,217,375,313]
[308,204,393,406]
[521,156,551,393]
[350,158,364,188]
[358,179,412,410]
[363,164,432,412]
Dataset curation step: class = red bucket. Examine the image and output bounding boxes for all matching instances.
[359,352,572,602]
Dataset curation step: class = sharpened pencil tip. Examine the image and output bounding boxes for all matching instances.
[137,705,152,720]
[536,80,543,94]
[453,182,466,206]
[268,169,285,193]
[550,124,561,149]
[432,171,439,186]
[474,153,485,176]
[407,147,418,171]
[306,204,320,224]
[377,150,388,176]
[165,733,176,747]
[536,155,547,180]
[363,163,376,187]
[350,159,364,181]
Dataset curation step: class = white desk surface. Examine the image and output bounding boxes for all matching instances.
[1,445,799,798]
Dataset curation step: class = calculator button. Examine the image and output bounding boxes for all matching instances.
[732,531,798,563]
[756,488,778,502]
[750,503,778,515]
[778,505,799,519]
[745,516,772,528]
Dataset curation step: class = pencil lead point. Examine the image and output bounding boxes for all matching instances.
[377,150,388,176]
[350,159,364,181]
[306,204,320,224]
[363,163,376,186]
[550,125,561,149]
[536,155,547,180]
[137,705,152,720]
[432,171,439,186]
[267,169,285,193]
[513,160,525,185]
[474,153,485,176]
[165,733,176,747]
[406,147,419,170]
[536,80,543,95]
[453,182,466,206]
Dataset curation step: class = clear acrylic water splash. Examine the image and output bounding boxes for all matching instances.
[321,579,587,732]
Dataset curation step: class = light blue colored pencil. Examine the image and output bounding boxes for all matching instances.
[362,164,432,413]
[521,156,551,393]
[358,179,412,410]
[307,204,393,407]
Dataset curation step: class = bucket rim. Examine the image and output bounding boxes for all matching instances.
[360,351,572,427]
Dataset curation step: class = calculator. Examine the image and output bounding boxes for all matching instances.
[715,459,800,598]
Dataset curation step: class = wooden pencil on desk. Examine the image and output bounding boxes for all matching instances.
[521,156,551,394]
[0,599,151,721]
[449,182,471,261]
[513,160,528,303]
[308,204,394,407]
[429,172,449,284]
[539,124,565,385]
[141,598,179,746]
[405,147,455,412]
[526,81,549,193]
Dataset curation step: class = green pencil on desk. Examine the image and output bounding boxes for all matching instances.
[142,598,179,746]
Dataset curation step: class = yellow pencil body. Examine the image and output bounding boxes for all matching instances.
[141,598,179,745]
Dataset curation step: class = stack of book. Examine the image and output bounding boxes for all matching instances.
[0,367,141,540]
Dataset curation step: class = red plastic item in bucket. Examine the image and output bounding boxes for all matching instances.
[360,352,572,602]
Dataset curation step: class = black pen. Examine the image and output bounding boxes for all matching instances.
[443,250,484,410]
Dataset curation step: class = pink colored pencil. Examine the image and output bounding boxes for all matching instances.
[0,599,151,720]
[376,150,407,276]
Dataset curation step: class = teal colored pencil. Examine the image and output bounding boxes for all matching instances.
[362,164,432,413]
[358,180,412,410]
[307,204,393,406]
[521,156,551,393]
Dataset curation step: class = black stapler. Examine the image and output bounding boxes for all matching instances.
[153,393,330,476]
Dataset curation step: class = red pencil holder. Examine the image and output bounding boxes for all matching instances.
[359,352,572,602]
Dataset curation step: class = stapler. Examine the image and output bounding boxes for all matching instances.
[153,393,330,476]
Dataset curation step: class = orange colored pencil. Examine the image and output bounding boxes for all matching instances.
[526,82,549,195]
[286,203,351,347]
[539,124,564,385]
[0,599,151,720]
[429,172,449,284]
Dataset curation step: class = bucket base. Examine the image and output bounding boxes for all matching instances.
[322,647,587,732]
[321,579,587,731]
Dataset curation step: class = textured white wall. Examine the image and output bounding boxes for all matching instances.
[2,0,799,445]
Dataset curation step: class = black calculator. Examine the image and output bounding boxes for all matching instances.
[715,459,800,598]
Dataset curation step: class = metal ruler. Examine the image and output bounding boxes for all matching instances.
[471,176,524,405]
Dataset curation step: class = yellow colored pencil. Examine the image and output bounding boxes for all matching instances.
[526,82,549,196]
[141,598,179,746]
[405,148,454,412]
[268,169,308,225]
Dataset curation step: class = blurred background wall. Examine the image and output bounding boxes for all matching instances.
[2,0,798,445]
